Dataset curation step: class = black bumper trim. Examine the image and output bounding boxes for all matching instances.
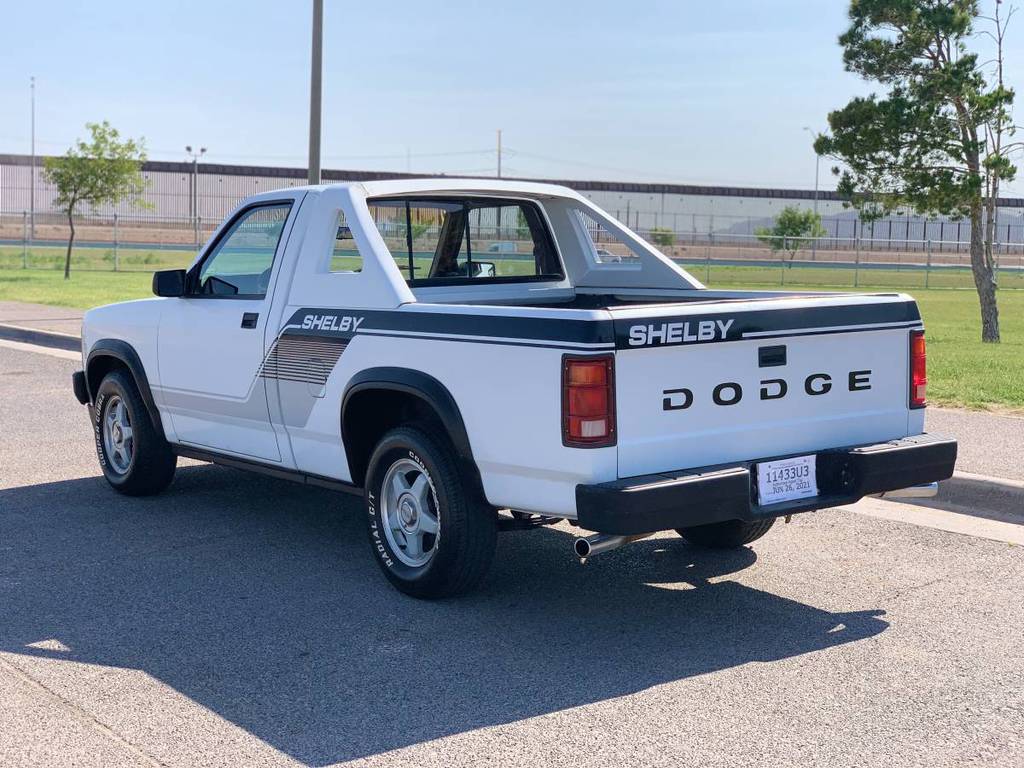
[72,370,89,405]
[575,433,957,535]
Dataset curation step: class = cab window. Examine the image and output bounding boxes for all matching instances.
[366,197,563,285]
[195,203,292,297]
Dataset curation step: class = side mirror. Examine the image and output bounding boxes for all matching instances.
[152,269,187,297]
[472,261,496,278]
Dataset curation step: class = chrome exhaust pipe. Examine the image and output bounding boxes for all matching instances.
[872,482,939,500]
[573,532,655,560]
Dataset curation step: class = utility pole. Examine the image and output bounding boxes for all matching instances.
[308,0,324,185]
[185,145,206,245]
[30,76,35,240]
[496,129,502,178]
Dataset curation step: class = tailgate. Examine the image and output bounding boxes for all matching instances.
[611,294,923,478]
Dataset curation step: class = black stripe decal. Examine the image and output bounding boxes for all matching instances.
[285,308,614,346]
[737,322,921,342]
[279,300,922,351]
[353,331,601,351]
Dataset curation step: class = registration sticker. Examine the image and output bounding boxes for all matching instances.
[756,455,818,505]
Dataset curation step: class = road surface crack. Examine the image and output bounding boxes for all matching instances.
[0,653,167,767]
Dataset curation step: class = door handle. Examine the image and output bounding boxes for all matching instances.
[241,312,259,329]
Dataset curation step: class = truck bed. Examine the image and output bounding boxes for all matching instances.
[409,288,925,480]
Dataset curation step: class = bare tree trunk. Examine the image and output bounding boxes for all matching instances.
[64,212,75,280]
[969,200,1000,343]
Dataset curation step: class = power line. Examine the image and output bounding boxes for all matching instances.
[504,147,694,181]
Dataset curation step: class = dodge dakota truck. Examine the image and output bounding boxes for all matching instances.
[72,179,957,598]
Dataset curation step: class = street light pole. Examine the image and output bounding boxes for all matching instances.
[30,76,35,240]
[496,129,502,178]
[803,126,821,260]
[308,0,323,185]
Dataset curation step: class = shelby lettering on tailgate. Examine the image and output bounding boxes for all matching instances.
[628,318,735,347]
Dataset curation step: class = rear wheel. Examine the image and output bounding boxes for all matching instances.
[93,370,176,496]
[675,518,775,549]
[364,425,496,599]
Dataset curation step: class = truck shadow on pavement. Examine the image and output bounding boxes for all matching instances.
[0,464,888,765]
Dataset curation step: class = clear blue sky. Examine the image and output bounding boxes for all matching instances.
[1,0,1021,192]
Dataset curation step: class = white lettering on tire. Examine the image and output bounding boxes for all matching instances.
[93,392,108,469]
[366,490,394,568]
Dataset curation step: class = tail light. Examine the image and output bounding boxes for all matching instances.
[562,354,616,447]
[909,330,927,409]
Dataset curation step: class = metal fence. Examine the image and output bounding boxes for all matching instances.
[3,209,1022,291]
[0,211,217,272]
[4,152,1024,250]
[660,233,1024,290]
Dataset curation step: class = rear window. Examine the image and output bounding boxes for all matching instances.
[365,196,564,285]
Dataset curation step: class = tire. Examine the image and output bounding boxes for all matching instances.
[364,425,496,599]
[92,369,176,496]
[675,518,775,549]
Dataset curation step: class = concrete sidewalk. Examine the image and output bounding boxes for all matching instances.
[0,300,82,351]
[2,299,1021,484]
[0,300,84,337]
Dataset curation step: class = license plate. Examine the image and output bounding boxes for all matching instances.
[756,455,818,505]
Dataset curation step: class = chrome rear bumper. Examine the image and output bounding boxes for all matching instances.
[872,482,939,500]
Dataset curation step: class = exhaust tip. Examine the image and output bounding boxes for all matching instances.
[573,538,591,559]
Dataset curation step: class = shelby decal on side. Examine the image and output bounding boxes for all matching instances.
[629,319,735,347]
[257,334,349,385]
[301,314,365,333]
[284,306,616,348]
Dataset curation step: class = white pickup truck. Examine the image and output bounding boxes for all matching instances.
[72,179,957,598]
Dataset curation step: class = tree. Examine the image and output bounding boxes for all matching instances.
[649,227,676,247]
[815,0,1017,343]
[755,206,828,265]
[43,122,148,279]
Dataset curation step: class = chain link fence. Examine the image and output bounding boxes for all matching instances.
[0,211,216,272]
[633,231,1024,290]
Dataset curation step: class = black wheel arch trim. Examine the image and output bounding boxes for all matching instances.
[341,367,483,492]
[86,339,166,441]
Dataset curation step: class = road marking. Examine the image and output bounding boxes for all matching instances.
[0,338,81,361]
[852,497,1024,546]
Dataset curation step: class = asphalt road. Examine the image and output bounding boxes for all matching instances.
[1,344,1023,767]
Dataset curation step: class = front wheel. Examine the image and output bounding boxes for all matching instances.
[364,426,496,599]
[675,518,775,549]
[93,370,176,496]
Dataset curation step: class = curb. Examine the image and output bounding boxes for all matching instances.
[949,470,1024,493]
[921,471,1024,524]
[0,323,81,353]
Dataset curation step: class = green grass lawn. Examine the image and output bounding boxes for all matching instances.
[681,260,1024,291]
[916,290,1024,410]
[1,266,1021,411]
[0,270,155,309]
[0,244,196,272]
